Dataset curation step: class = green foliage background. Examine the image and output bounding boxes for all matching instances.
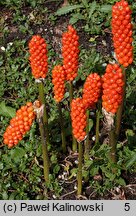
[0,0,136,199]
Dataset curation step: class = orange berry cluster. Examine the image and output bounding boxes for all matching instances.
[82,73,102,109]
[71,98,87,141]
[29,35,48,79]
[62,25,79,81]
[3,102,35,148]
[102,64,124,114]
[112,0,133,67]
[52,65,65,103]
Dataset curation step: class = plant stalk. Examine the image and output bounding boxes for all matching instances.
[77,142,83,195]
[109,128,117,163]
[69,81,77,152]
[58,102,66,153]
[38,81,50,146]
[38,118,49,182]
[95,102,101,145]
[115,68,126,139]
[84,110,90,159]
[69,81,73,103]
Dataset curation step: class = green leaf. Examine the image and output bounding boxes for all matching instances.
[30,0,36,8]
[89,119,93,131]
[55,5,84,16]
[100,5,112,13]
[82,170,89,179]
[2,191,8,200]
[89,1,97,19]
[9,192,17,200]
[126,153,136,168]
[53,164,60,174]
[116,177,126,186]
[50,154,57,164]
[64,92,69,98]
[90,166,99,176]
[69,13,85,25]
[126,129,135,137]
[81,74,86,80]
[0,162,3,170]
[0,102,16,118]
[81,0,89,8]
[10,147,26,160]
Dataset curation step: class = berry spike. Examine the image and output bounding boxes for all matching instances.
[28,35,48,79]
[82,73,102,109]
[62,25,79,81]
[102,64,124,114]
[111,0,133,67]
[52,65,65,103]
[3,102,35,148]
[71,98,87,142]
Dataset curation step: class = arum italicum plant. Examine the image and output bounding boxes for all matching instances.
[102,64,125,163]
[28,35,50,182]
[82,73,102,158]
[62,25,80,152]
[71,98,87,195]
[101,0,133,164]
[52,65,66,153]
[2,0,134,197]
[71,73,102,195]
[111,0,133,139]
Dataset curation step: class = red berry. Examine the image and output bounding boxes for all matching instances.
[111,0,133,67]
[82,73,102,109]
[71,98,87,141]
[102,64,124,114]
[52,65,65,103]
[3,102,35,147]
[62,25,79,81]
[28,35,48,79]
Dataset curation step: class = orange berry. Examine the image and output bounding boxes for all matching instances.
[3,103,35,147]
[52,65,65,103]
[62,25,79,81]
[82,73,102,109]
[28,35,48,79]
[102,64,124,114]
[111,0,133,67]
[71,98,87,141]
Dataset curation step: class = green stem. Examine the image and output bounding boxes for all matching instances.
[95,102,101,145]
[84,110,90,159]
[109,128,117,163]
[69,81,73,104]
[38,81,50,146]
[108,67,126,169]
[115,68,126,140]
[58,103,66,153]
[77,142,83,195]
[38,118,49,182]
[69,81,77,152]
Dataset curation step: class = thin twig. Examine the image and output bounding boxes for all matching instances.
[60,190,77,199]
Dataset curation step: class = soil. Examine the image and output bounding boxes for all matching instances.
[54,153,136,200]
[0,2,136,200]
